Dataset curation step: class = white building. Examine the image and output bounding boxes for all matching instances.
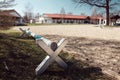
[35,15,52,24]
[35,13,102,24]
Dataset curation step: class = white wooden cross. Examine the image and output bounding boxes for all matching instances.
[19,28,68,75]
[35,38,68,75]
[19,28,30,37]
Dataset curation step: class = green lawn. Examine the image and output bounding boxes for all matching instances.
[0,30,117,80]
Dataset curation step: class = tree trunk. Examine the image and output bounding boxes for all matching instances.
[106,0,109,26]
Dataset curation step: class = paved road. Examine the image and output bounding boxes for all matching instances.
[13,24,120,41]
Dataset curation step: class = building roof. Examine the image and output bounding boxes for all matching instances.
[0,9,21,18]
[44,13,87,19]
[44,13,102,20]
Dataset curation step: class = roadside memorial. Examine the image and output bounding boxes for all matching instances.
[19,28,68,75]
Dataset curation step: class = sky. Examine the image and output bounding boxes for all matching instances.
[6,0,120,16]
[6,0,93,16]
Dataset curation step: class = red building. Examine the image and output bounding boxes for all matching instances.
[36,13,102,24]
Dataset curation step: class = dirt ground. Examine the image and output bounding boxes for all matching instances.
[14,24,120,41]
[13,25,120,79]
[43,35,120,79]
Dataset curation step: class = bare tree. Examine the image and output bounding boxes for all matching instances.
[115,10,120,16]
[80,13,86,16]
[91,7,97,17]
[72,0,120,26]
[23,3,34,23]
[60,7,66,23]
[0,0,15,8]
[67,12,73,15]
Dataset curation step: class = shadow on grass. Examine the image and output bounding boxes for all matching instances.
[35,55,115,80]
[0,33,116,80]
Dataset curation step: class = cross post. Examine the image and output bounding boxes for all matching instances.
[19,28,68,75]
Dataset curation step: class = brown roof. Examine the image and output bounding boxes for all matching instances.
[44,13,103,20]
[0,9,21,18]
[44,13,87,19]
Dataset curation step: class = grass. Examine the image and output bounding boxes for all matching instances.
[0,30,117,80]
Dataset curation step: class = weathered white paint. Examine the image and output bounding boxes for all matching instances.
[35,39,68,75]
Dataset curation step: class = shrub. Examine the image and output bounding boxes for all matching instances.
[0,15,16,29]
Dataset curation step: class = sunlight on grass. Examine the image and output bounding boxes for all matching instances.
[0,28,18,33]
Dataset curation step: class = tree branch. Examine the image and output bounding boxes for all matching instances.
[72,0,106,8]
[0,0,15,8]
